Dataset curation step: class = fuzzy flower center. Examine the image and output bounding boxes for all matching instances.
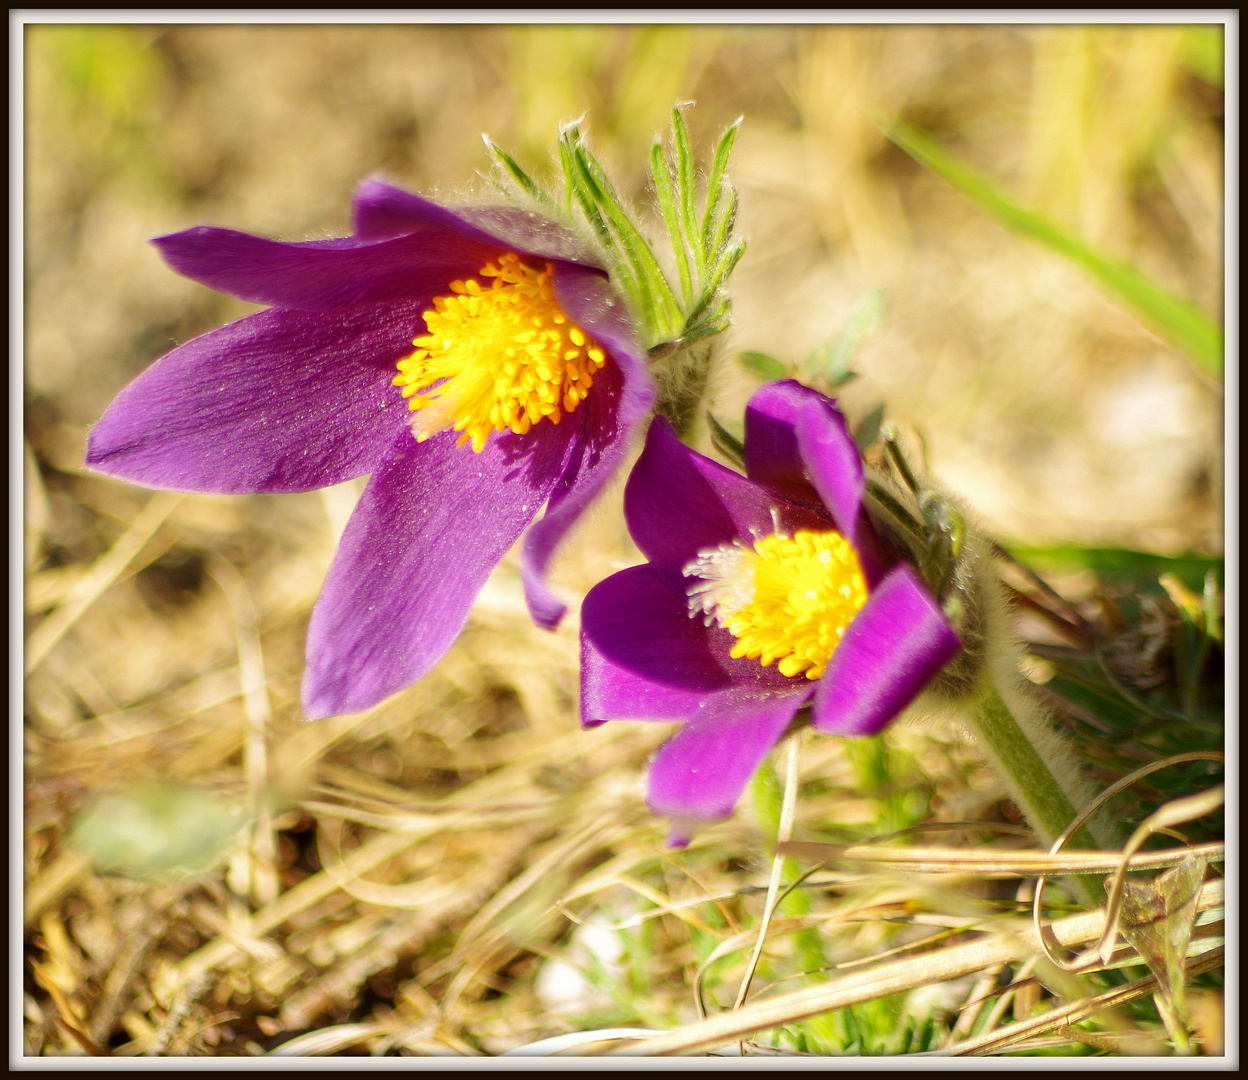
[392,252,607,453]
[684,529,868,680]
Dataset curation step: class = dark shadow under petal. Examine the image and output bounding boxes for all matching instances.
[301,423,576,719]
[86,305,418,494]
[811,563,962,737]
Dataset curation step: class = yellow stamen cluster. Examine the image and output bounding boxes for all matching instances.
[685,529,868,679]
[393,252,607,453]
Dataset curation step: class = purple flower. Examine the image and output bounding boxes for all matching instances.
[88,179,653,718]
[580,380,962,845]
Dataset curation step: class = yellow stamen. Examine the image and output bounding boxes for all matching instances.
[684,529,868,679]
[392,252,608,453]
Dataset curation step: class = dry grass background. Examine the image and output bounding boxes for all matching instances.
[22,22,1224,1057]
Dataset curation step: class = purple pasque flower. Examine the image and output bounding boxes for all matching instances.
[88,179,653,719]
[580,380,962,845]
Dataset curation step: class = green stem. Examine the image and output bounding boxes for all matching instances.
[966,681,1098,852]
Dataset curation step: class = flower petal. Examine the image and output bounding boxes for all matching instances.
[580,565,804,727]
[520,262,653,628]
[744,380,864,541]
[152,225,498,311]
[811,563,961,737]
[86,305,416,494]
[352,179,605,270]
[795,391,866,546]
[624,417,824,592]
[301,421,578,719]
[647,693,808,846]
[350,178,516,242]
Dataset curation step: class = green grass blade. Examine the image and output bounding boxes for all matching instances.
[886,121,1223,380]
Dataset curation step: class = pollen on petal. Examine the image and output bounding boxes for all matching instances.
[683,529,868,680]
[393,253,607,453]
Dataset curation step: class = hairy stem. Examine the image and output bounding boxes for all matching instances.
[965,681,1099,852]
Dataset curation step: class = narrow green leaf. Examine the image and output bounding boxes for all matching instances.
[559,133,610,248]
[805,290,885,387]
[671,106,699,265]
[574,144,682,334]
[650,142,693,303]
[853,402,885,451]
[738,350,788,381]
[707,411,746,466]
[557,131,576,214]
[886,121,1223,380]
[1007,545,1223,595]
[700,119,740,267]
[699,240,746,309]
[681,297,732,344]
[483,136,551,204]
[708,184,739,271]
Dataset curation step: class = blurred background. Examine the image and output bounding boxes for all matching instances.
[23,21,1224,1057]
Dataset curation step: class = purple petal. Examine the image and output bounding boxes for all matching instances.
[580,565,805,727]
[302,419,580,719]
[744,380,864,541]
[520,262,654,628]
[811,563,961,737]
[742,379,823,511]
[647,693,808,844]
[349,178,516,243]
[795,393,866,546]
[352,179,605,270]
[86,305,416,494]
[447,204,606,270]
[152,225,499,312]
[624,417,826,592]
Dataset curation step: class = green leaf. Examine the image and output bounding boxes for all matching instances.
[700,119,740,268]
[70,782,242,880]
[886,121,1223,380]
[805,290,885,387]
[650,141,693,303]
[1007,544,1223,595]
[853,402,885,451]
[483,137,551,204]
[557,127,577,213]
[560,132,613,251]
[572,143,683,336]
[671,106,699,264]
[707,411,745,467]
[1115,855,1208,1035]
[738,350,788,381]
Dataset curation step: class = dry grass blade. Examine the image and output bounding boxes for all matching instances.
[732,733,801,1013]
[605,880,1223,1056]
[780,840,1223,876]
[24,492,182,674]
[941,946,1225,1056]
[267,1022,396,1056]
